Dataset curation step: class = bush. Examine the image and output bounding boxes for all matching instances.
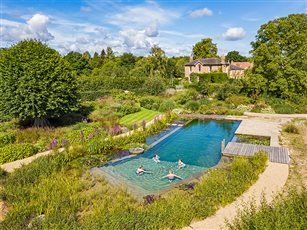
[0,143,38,164]
[216,81,243,100]
[141,77,166,95]
[117,102,140,116]
[211,72,229,83]
[185,100,200,112]
[226,95,251,106]
[283,123,299,134]
[159,100,177,112]
[139,96,162,111]
[0,132,16,147]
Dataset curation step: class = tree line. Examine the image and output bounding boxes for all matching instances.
[0,13,306,126]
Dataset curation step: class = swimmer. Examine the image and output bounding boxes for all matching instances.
[178,159,186,169]
[136,165,152,175]
[152,154,160,163]
[161,170,183,182]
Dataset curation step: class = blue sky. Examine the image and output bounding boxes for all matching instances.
[1,0,306,57]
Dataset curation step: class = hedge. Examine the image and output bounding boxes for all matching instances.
[0,143,38,164]
[191,72,229,83]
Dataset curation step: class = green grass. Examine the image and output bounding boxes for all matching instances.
[119,108,161,127]
[0,151,268,229]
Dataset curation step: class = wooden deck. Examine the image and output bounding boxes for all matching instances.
[222,142,290,164]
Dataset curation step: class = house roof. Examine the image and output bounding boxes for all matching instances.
[230,64,245,70]
[231,62,253,69]
[185,58,228,66]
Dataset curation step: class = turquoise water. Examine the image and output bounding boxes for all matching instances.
[99,120,240,194]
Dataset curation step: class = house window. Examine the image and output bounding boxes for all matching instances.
[190,66,192,72]
[198,65,201,72]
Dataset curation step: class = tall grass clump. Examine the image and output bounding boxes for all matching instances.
[283,123,299,134]
[227,187,307,229]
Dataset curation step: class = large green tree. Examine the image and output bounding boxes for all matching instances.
[0,40,79,126]
[193,38,218,59]
[225,51,247,62]
[251,14,307,100]
[89,52,102,69]
[63,51,90,75]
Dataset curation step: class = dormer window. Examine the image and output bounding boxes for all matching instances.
[199,64,201,72]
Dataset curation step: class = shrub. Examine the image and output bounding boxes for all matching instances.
[139,96,162,111]
[283,123,299,134]
[226,95,251,106]
[0,143,38,164]
[117,103,140,116]
[175,88,198,105]
[159,100,177,112]
[0,132,16,147]
[211,72,228,83]
[185,100,200,112]
[141,77,166,95]
[216,81,243,100]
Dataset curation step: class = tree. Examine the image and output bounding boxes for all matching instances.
[120,52,136,69]
[89,52,101,69]
[106,47,115,60]
[142,76,166,95]
[225,51,247,62]
[100,49,106,64]
[63,51,90,75]
[82,51,91,60]
[0,40,79,127]
[148,45,169,78]
[193,38,218,59]
[251,14,307,100]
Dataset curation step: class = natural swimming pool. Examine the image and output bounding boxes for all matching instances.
[97,120,240,196]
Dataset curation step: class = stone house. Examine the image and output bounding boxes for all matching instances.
[184,57,252,80]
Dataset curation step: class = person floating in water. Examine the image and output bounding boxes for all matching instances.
[152,154,160,163]
[136,165,151,175]
[178,159,186,169]
[161,170,183,182]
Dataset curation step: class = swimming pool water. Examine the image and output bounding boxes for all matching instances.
[99,120,240,195]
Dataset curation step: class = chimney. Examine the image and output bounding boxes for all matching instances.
[221,54,225,63]
[190,46,194,62]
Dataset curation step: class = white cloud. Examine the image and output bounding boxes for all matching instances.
[0,19,21,27]
[1,14,54,42]
[222,27,246,41]
[190,8,213,17]
[145,21,159,37]
[160,30,204,39]
[108,2,179,28]
[120,29,152,49]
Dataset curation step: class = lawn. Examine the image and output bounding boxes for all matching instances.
[119,108,161,127]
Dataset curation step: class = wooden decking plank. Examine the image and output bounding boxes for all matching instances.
[222,142,289,164]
